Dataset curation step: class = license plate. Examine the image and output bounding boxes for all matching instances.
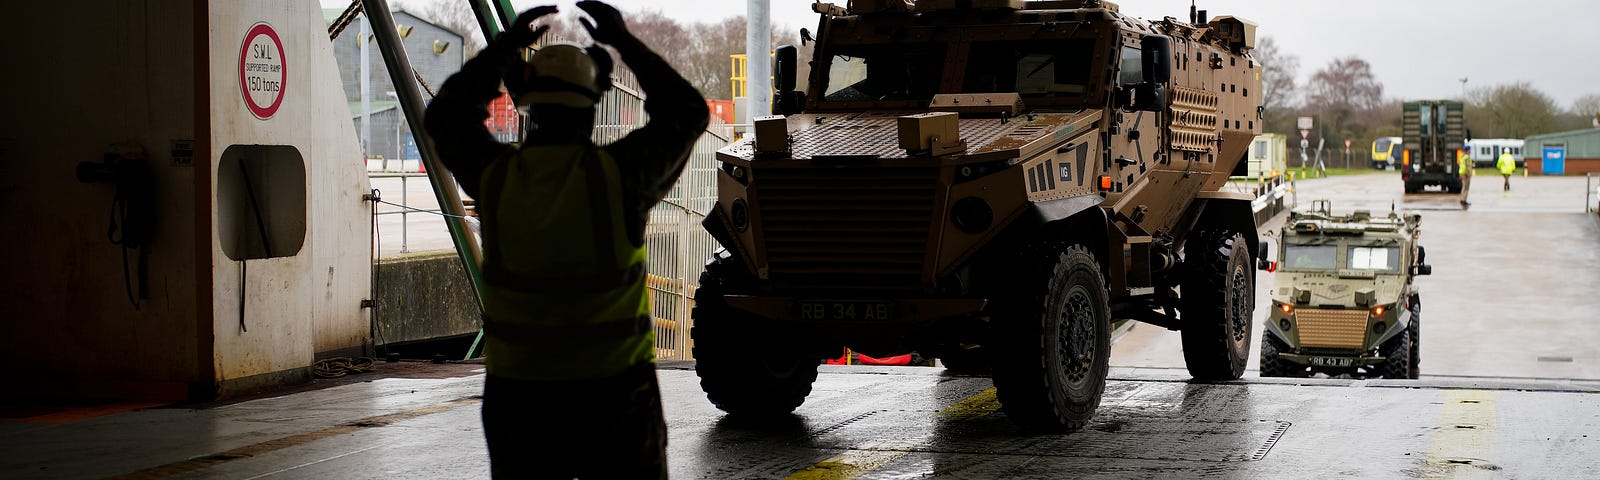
[1310,356,1353,367]
[797,300,895,321]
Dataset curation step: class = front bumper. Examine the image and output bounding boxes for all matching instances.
[1277,352,1387,368]
[725,296,988,325]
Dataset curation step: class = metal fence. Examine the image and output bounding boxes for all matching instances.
[589,67,733,360]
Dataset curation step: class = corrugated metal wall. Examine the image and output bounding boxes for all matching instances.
[1524,129,1600,158]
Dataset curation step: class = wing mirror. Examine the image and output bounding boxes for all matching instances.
[1142,34,1172,84]
[1256,238,1278,272]
[1125,34,1172,112]
[1412,245,1430,275]
[773,44,806,115]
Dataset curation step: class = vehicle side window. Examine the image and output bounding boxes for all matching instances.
[1418,105,1433,135]
[1118,46,1143,85]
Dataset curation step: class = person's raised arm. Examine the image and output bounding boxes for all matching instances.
[424,6,557,199]
[578,1,710,206]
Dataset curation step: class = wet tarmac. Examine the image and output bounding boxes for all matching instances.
[4,364,1598,479]
[1114,171,1600,380]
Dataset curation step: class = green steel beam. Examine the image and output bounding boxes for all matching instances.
[363,0,488,360]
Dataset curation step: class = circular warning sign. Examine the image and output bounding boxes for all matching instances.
[239,23,286,120]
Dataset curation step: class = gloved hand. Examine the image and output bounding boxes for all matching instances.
[576,1,631,45]
[493,5,557,51]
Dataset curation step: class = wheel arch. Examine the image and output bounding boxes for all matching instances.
[1190,197,1260,262]
[972,194,1110,275]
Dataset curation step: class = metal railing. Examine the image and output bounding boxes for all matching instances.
[369,172,452,254]
[1588,173,1597,214]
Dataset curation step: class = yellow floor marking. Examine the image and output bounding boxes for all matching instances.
[104,397,479,480]
[784,387,1001,480]
[1422,390,1500,480]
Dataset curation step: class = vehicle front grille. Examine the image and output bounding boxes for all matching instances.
[1295,309,1370,349]
[754,166,939,291]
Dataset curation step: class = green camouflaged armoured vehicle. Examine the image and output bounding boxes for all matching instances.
[1258,200,1431,379]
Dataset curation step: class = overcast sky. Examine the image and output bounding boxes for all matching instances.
[344,0,1600,107]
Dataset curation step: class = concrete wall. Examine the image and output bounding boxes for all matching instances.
[0,0,204,400]
[0,0,375,401]
[376,253,480,345]
[207,2,373,394]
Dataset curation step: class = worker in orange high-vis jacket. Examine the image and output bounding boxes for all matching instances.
[425,2,708,478]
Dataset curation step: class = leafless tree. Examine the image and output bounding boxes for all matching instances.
[1304,56,1385,143]
[1565,93,1600,130]
[1467,82,1560,138]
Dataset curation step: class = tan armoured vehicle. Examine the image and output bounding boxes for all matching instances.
[1258,201,1430,379]
[694,0,1264,431]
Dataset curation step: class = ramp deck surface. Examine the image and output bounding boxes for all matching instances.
[4,363,1598,479]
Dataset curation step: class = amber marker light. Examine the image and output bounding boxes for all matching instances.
[1372,306,1386,316]
[1279,303,1292,313]
[1098,175,1113,190]
[1402,149,1411,166]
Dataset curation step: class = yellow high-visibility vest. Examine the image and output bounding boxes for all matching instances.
[1497,152,1516,175]
[476,145,653,381]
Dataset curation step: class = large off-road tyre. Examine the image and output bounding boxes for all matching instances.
[1408,295,1421,379]
[1180,230,1255,381]
[938,346,991,374]
[1447,179,1463,194]
[692,267,819,417]
[1379,328,1412,380]
[989,245,1111,432]
[1258,333,1301,378]
[1403,181,1418,194]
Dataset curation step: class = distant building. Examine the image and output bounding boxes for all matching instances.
[324,9,463,162]
[1523,129,1600,175]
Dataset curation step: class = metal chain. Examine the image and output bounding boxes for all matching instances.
[329,0,436,98]
[328,0,363,40]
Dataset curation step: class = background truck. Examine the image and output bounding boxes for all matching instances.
[694,0,1264,432]
[1258,201,1430,379]
[1401,100,1467,193]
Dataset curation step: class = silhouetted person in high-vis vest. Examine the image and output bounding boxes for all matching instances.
[425,2,707,478]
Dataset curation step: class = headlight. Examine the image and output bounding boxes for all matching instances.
[951,197,993,234]
[730,198,750,232]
